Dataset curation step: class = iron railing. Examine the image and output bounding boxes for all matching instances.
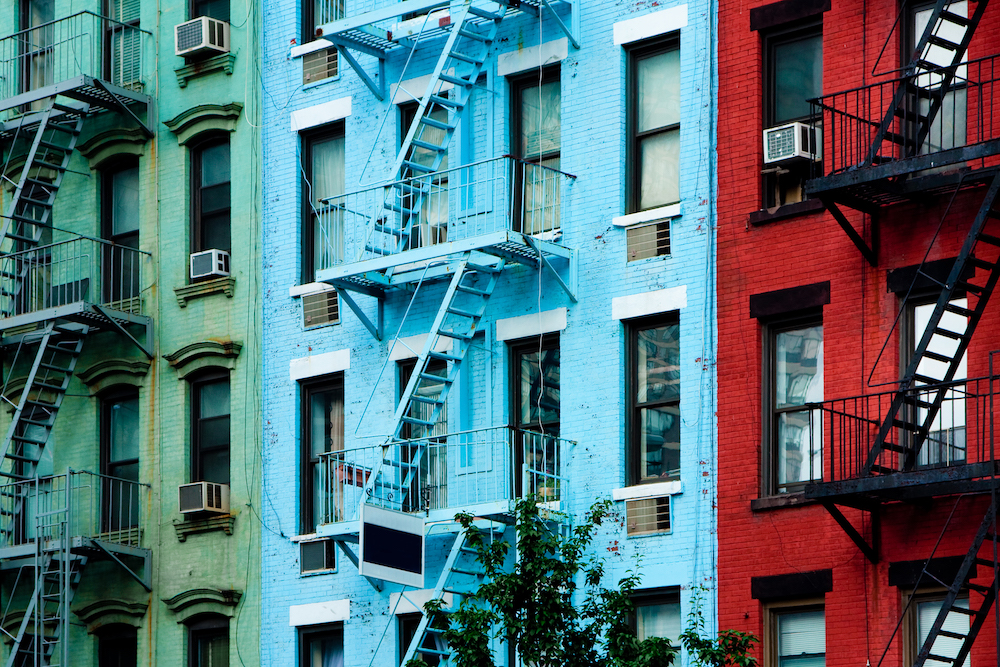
[0,470,148,550]
[811,52,1000,177]
[0,235,149,320]
[316,426,570,525]
[315,156,574,272]
[805,375,999,486]
[0,11,149,116]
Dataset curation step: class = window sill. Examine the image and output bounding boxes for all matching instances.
[174,276,236,308]
[748,199,825,226]
[612,203,682,228]
[173,514,235,541]
[611,480,682,501]
[303,74,340,91]
[175,52,237,88]
[750,492,815,512]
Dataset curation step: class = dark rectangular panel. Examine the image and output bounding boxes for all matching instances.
[886,258,974,294]
[888,556,973,589]
[751,569,833,601]
[750,0,831,31]
[750,281,830,319]
[362,522,423,575]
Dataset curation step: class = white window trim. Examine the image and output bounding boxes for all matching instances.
[612,480,683,501]
[290,39,334,58]
[496,308,567,341]
[612,286,687,320]
[497,38,569,77]
[613,5,688,45]
[289,600,350,627]
[290,96,352,132]
[613,203,682,228]
[289,349,350,381]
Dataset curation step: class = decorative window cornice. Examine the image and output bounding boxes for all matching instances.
[174,53,237,89]
[77,358,151,395]
[163,340,242,380]
[76,128,148,169]
[163,103,243,146]
[74,599,149,634]
[162,588,243,624]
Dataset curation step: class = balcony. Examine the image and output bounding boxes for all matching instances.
[314,156,575,293]
[0,234,150,333]
[807,52,1000,207]
[0,11,151,121]
[803,375,1000,505]
[314,426,571,536]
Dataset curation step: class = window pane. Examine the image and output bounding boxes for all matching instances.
[637,324,680,404]
[640,404,680,481]
[775,325,823,409]
[311,136,345,207]
[310,387,344,459]
[407,107,449,171]
[517,346,560,429]
[200,446,230,485]
[306,630,344,667]
[112,166,140,236]
[109,396,140,463]
[199,381,230,419]
[636,601,681,644]
[776,409,822,490]
[522,157,561,234]
[639,129,680,210]
[778,610,825,667]
[773,35,822,124]
[201,211,231,252]
[201,182,231,215]
[917,598,969,667]
[200,416,231,452]
[638,49,680,133]
[196,631,229,667]
[27,0,54,27]
[200,143,231,188]
[521,80,561,158]
[193,0,230,22]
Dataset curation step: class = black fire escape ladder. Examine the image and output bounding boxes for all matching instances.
[865,0,989,167]
[864,171,1000,475]
[912,496,998,667]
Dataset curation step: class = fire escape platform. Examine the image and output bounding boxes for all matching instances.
[0,536,149,564]
[0,75,151,118]
[805,461,1000,508]
[0,302,151,340]
[315,500,519,541]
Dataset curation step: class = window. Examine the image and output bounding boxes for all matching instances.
[189,616,229,667]
[301,376,344,532]
[765,315,823,494]
[629,37,680,212]
[906,594,970,667]
[300,539,337,574]
[632,589,681,645]
[509,336,560,497]
[400,102,449,249]
[98,624,137,667]
[302,0,343,84]
[302,127,345,279]
[101,390,140,531]
[512,69,561,234]
[398,613,443,667]
[762,22,822,208]
[300,624,344,667]
[191,137,231,256]
[105,0,141,89]
[766,606,825,667]
[191,373,230,485]
[398,359,447,511]
[627,317,680,484]
[102,160,141,304]
[191,0,229,22]
[21,0,54,101]
[627,221,671,262]
[902,296,967,467]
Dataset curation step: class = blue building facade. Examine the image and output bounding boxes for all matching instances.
[259,0,717,661]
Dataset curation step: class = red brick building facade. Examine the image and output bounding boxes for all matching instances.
[717,0,1000,664]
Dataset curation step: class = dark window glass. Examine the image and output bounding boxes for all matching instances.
[628,318,680,484]
[300,625,344,667]
[189,617,229,667]
[632,589,681,645]
[400,102,449,249]
[399,613,442,667]
[192,138,231,255]
[510,336,560,498]
[192,0,230,22]
[512,69,560,234]
[629,37,680,212]
[301,376,344,532]
[302,127,345,280]
[102,391,140,530]
[303,0,345,41]
[192,375,230,484]
[21,0,54,99]
[98,625,137,667]
[102,161,141,303]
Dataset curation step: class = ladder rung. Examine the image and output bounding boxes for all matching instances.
[5,232,36,243]
[939,10,971,26]
[893,106,929,123]
[419,116,455,132]
[410,138,448,153]
[925,653,955,663]
[401,415,438,427]
[427,351,463,363]
[466,5,503,19]
[949,605,976,615]
[943,302,974,318]
[415,648,451,656]
[4,452,36,463]
[883,130,908,145]
[932,326,965,340]
[977,232,1000,247]
[913,373,944,384]
[450,567,483,576]
[0,471,30,481]
[905,82,934,98]
[436,329,473,341]
[881,441,911,453]
[455,284,490,296]
[418,371,452,384]
[964,582,991,594]
[466,262,502,274]
[966,256,996,271]
[386,202,416,215]
[922,350,953,363]
[37,140,71,152]
[20,417,53,428]
[429,94,464,109]
[402,160,436,174]
[12,434,47,445]
[446,306,480,318]
[408,394,441,405]
[936,629,968,640]
[32,381,67,391]
[448,50,483,65]
[45,121,79,134]
[974,557,996,568]
[34,160,67,172]
[457,28,491,42]
[956,280,984,294]
[438,72,473,87]
[926,34,961,50]
[364,244,394,256]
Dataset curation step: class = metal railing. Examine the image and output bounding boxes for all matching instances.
[0,235,148,320]
[315,156,574,271]
[316,426,570,525]
[0,470,148,550]
[0,11,149,114]
[806,375,999,486]
[811,52,1000,177]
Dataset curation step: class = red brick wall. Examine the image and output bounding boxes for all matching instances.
[717,0,1000,663]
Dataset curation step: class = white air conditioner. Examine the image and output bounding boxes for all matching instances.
[190,249,230,280]
[175,17,230,57]
[763,122,822,164]
[179,482,230,514]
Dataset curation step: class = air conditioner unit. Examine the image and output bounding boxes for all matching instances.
[179,482,230,514]
[190,249,230,280]
[763,122,822,164]
[175,17,230,57]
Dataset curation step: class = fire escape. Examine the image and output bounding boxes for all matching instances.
[306,0,578,663]
[805,0,1000,665]
[0,12,153,667]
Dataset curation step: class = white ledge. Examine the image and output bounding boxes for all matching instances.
[611,480,682,501]
[290,39,334,59]
[612,203,681,228]
[290,282,335,298]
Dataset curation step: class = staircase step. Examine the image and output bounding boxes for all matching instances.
[466,261,502,274]
[943,302,974,318]
[408,394,444,405]
[456,27,492,43]
[955,280,985,294]
[939,10,971,27]
[977,232,1000,247]
[921,350,954,363]
[401,415,438,427]
[446,305,481,318]
[936,629,968,640]
[438,72,474,87]
[974,557,997,568]
[450,567,484,576]
[881,441,911,453]
[429,94,464,109]
[364,243,394,256]
[11,434,47,445]
[964,582,992,594]
[37,140,72,153]
[966,256,996,271]
[893,106,929,123]
[931,327,966,341]
[925,34,961,51]
[870,464,896,475]
[455,283,490,296]
[448,50,484,65]
[913,373,945,384]
[410,138,448,153]
[883,130,908,145]
[386,202,416,215]
[34,160,68,172]
[925,653,955,664]
[466,5,503,19]
[419,115,455,132]
[0,471,31,481]
[418,371,453,384]
[402,160,436,174]
[427,351,464,363]
[436,329,474,341]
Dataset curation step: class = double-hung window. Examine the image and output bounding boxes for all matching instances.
[513,69,561,235]
[907,594,970,667]
[398,613,442,667]
[400,103,449,249]
[188,616,229,667]
[627,317,681,484]
[102,160,141,304]
[98,624,137,667]
[301,375,344,531]
[633,589,681,646]
[101,390,140,531]
[191,137,231,257]
[767,606,825,667]
[105,0,141,89]
[510,335,560,497]
[398,359,447,511]
[629,37,680,212]
[21,0,54,102]
[191,0,230,21]
[191,373,230,485]
[300,625,343,667]
[302,126,345,279]
[766,316,823,494]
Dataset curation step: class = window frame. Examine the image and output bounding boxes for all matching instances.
[189,0,230,22]
[761,310,823,496]
[627,35,681,214]
[508,334,560,435]
[188,615,229,667]
[190,134,232,256]
[190,370,231,485]
[100,387,140,531]
[301,123,345,282]
[97,623,138,667]
[398,612,443,667]
[299,623,344,667]
[901,589,970,667]
[300,374,344,534]
[625,314,681,486]
[762,600,825,667]
[510,67,561,234]
[101,157,141,303]
[630,587,682,644]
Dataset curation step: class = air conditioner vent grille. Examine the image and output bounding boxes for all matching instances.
[625,496,671,536]
[303,289,339,328]
[176,21,204,52]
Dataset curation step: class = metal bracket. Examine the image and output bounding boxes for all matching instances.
[524,237,578,302]
[334,45,386,101]
[335,288,383,340]
[334,539,383,591]
[539,0,580,49]
[90,540,153,592]
[823,198,877,266]
[822,501,879,564]
[91,305,154,359]
[90,80,154,138]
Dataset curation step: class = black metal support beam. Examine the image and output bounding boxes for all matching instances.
[823,199,877,266]
[822,501,879,564]
[334,539,383,591]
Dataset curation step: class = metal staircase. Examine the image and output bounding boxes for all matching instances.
[363,253,505,512]
[400,525,489,667]
[866,0,989,166]
[863,171,1000,475]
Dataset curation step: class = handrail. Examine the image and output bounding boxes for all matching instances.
[0,234,152,259]
[2,10,153,39]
